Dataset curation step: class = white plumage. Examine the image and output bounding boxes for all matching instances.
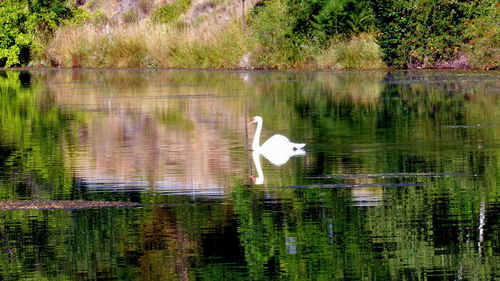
[250,116,305,166]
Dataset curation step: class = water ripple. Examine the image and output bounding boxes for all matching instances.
[283,183,424,189]
[308,172,475,179]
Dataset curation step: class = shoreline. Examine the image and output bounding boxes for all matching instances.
[3,65,497,72]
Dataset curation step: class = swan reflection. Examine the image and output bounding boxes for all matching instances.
[252,151,265,185]
[251,147,306,185]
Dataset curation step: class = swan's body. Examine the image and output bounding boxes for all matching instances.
[250,116,305,166]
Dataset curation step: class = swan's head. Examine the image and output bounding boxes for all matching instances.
[250,116,262,125]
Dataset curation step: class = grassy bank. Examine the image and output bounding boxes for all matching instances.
[1,0,498,70]
[47,22,251,68]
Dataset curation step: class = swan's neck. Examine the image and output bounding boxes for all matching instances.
[252,151,264,184]
[252,120,262,150]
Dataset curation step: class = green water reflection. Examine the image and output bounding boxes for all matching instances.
[0,69,498,280]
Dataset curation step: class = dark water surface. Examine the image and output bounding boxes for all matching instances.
[0,69,498,280]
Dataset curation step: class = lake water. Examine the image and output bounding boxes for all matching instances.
[0,69,498,280]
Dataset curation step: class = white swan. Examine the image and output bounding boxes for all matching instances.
[250,116,306,166]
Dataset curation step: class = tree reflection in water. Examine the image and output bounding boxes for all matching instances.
[0,69,498,280]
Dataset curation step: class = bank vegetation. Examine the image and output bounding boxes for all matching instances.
[0,0,498,70]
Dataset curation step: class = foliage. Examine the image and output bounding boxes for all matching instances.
[288,0,375,43]
[0,0,77,67]
[63,5,94,25]
[25,0,74,32]
[250,0,376,68]
[0,1,32,67]
[250,0,306,68]
[151,0,192,24]
[461,0,500,69]
[1,0,498,69]
[371,0,499,68]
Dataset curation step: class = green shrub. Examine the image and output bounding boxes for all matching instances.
[250,0,306,68]
[0,0,75,67]
[371,0,498,68]
[292,0,375,43]
[462,1,499,69]
[63,5,94,25]
[0,1,31,67]
[401,0,468,68]
[151,0,192,24]
[250,0,376,68]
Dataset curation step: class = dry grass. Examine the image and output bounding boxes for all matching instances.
[103,25,150,67]
[45,0,385,70]
[46,0,255,69]
[47,17,250,69]
[48,24,150,67]
[47,25,100,67]
[167,23,252,68]
[315,33,386,70]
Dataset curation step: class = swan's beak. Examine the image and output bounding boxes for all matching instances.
[249,119,256,125]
